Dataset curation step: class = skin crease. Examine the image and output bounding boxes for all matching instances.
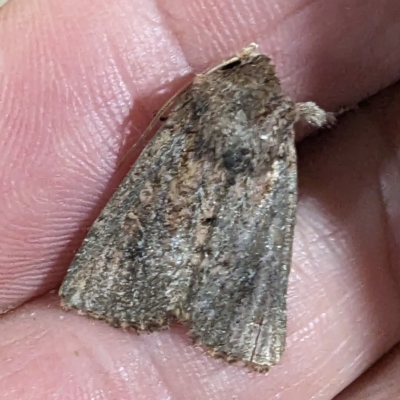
[1,0,400,398]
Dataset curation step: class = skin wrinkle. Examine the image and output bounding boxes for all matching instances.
[377,106,400,311]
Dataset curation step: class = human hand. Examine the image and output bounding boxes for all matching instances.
[1,1,400,399]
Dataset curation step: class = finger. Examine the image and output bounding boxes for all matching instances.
[2,294,268,399]
[289,81,400,397]
[0,0,193,311]
[334,343,400,400]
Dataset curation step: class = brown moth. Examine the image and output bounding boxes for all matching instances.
[59,44,333,371]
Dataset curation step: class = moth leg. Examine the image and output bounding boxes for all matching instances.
[296,101,336,127]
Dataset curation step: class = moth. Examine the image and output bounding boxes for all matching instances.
[59,44,333,370]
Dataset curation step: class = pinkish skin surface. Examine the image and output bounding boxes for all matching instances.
[1,0,400,399]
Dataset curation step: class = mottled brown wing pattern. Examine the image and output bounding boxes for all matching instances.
[60,45,332,370]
